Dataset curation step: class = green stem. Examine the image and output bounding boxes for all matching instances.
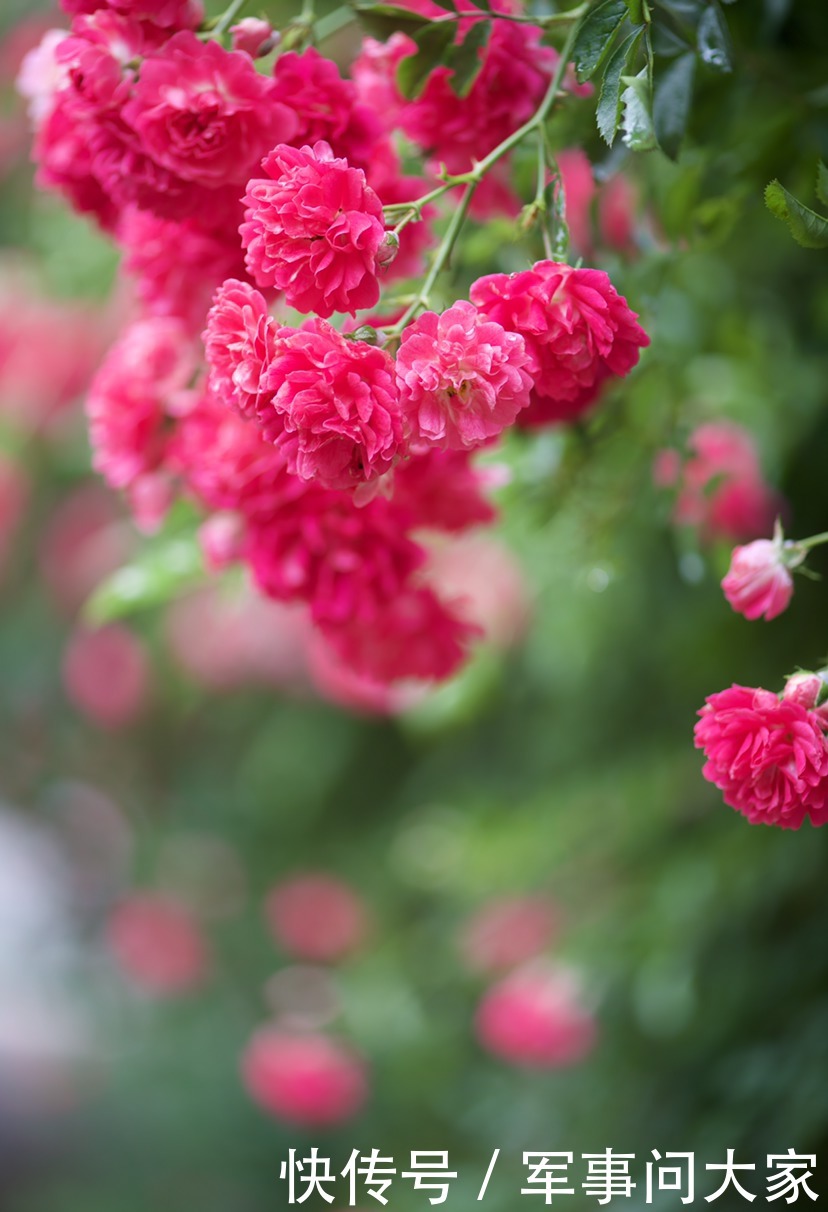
[212,0,250,38]
[796,531,828,550]
[314,3,356,40]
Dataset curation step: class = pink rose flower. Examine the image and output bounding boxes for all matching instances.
[230,17,277,57]
[60,0,203,31]
[87,316,196,503]
[63,624,151,730]
[271,48,383,174]
[396,301,533,450]
[783,673,824,710]
[694,685,828,827]
[470,260,649,425]
[122,32,297,187]
[721,537,794,621]
[203,279,279,420]
[241,140,386,317]
[241,1029,368,1126]
[259,318,406,492]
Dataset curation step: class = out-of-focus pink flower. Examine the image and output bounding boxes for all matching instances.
[259,319,405,492]
[397,302,532,450]
[39,484,131,613]
[106,892,209,995]
[599,173,638,254]
[423,534,532,648]
[164,585,311,691]
[390,448,497,534]
[695,684,828,828]
[122,32,296,187]
[475,965,596,1067]
[264,874,369,962]
[0,453,28,575]
[470,260,649,426]
[241,1028,368,1126]
[721,537,794,621]
[119,208,246,333]
[62,624,151,729]
[305,629,429,715]
[556,148,596,258]
[15,26,69,129]
[241,141,386,318]
[60,0,203,32]
[656,421,783,544]
[271,48,383,175]
[459,896,559,974]
[230,17,277,57]
[86,316,196,515]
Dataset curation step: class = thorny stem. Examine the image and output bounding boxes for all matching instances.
[382,11,584,337]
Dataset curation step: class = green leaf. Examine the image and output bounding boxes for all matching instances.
[396,21,456,98]
[572,0,628,82]
[84,535,206,625]
[697,2,733,72]
[596,27,644,145]
[653,50,695,158]
[445,18,491,96]
[764,180,828,249]
[350,2,430,39]
[817,161,828,208]
[621,67,658,150]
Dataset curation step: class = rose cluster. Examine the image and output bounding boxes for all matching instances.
[21,0,649,686]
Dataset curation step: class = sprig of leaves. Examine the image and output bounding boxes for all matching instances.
[573,0,733,158]
[765,164,828,250]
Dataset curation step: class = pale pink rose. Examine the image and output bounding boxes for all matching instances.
[721,538,794,621]
[230,18,277,57]
[782,673,824,710]
[241,1028,368,1126]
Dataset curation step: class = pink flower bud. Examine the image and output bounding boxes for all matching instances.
[230,18,279,57]
[721,538,794,621]
[376,230,399,269]
[782,673,824,710]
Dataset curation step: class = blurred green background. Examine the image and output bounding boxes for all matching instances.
[0,0,827,1209]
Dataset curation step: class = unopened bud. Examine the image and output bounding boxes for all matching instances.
[782,672,824,710]
[377,231,399,269]
[231,18,280,57]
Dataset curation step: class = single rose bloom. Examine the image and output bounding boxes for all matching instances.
[396,301,533,450]
[106,893,209,995]
[122,32,296,187]
[721,538,794,621]
[264,873,369,962]
[203,279,279,420]
[470,260,649,425]
[783,672,824,710]
[694,684,828,827]
[241,1028,368,1126]
[475,965,596,1067]
[259,318,406,492]
[656,421,783,544]
[241,141,386,317]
